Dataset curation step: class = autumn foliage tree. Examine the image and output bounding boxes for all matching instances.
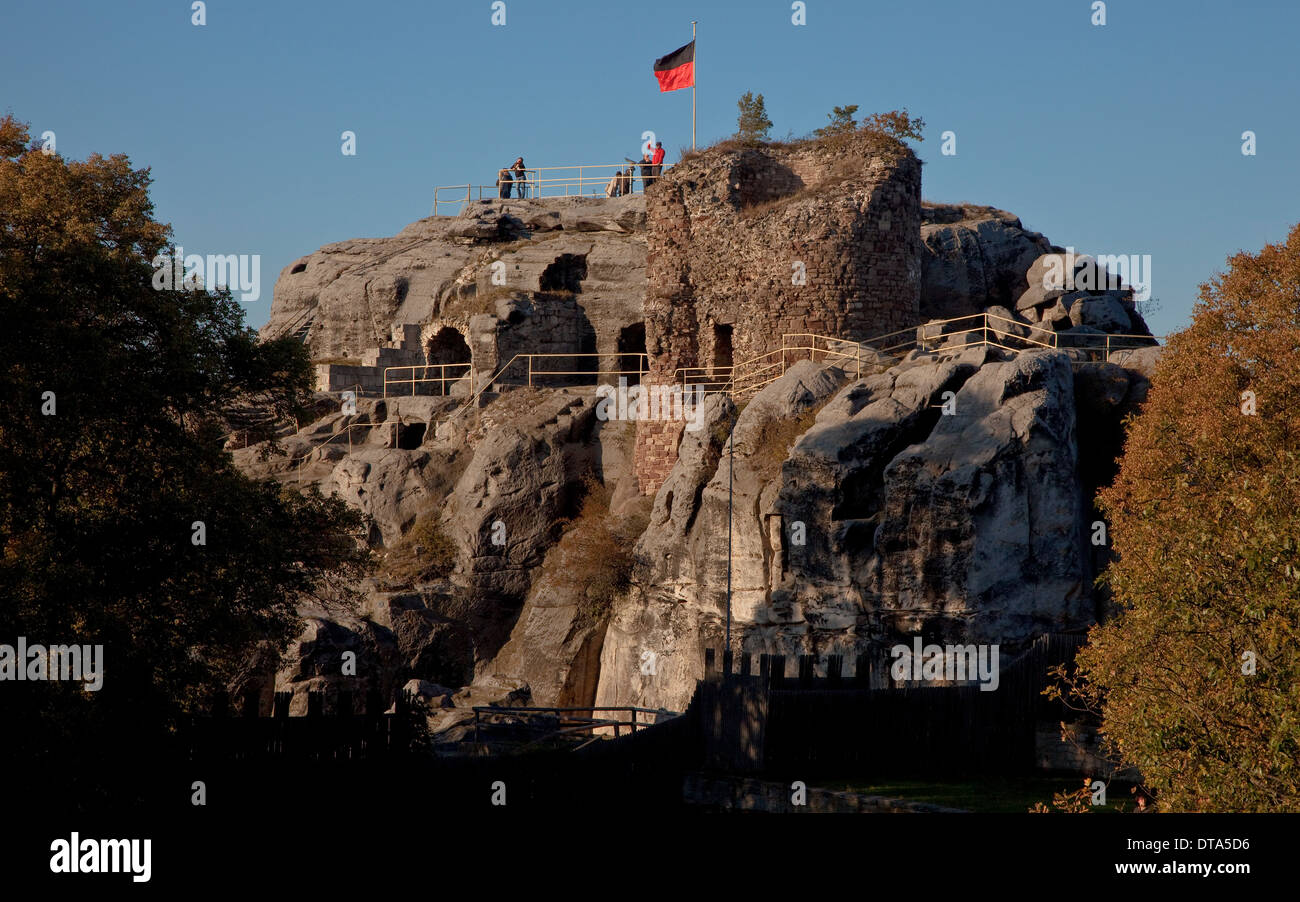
[812,106,924,157]
[0,115,371,804]
[1068,224,1300,811]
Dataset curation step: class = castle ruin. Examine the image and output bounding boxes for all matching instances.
[636,133,923,492]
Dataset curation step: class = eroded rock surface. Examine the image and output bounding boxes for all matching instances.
[239,143,1164,728]
[595,349,1133,711]
[920,203,1055,320]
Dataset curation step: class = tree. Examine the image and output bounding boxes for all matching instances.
[0,115,372,804]
[735,92,773,144]
[809,107,924,157]
[861,108,925,144]
[1064,224,1300,811]
[813,104,859,138]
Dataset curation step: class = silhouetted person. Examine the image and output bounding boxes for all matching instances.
[496,166,513,199]
[511,157,527,198]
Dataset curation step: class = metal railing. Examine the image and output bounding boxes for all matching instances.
[219,383,366,451]
[433,162,667,215]
[289,421,389,484]
[383,362,473,397]
[909,312,1158,361]
[393,351,650,403]
[669,314,1162,402]
[471,706,675,746]
[316,313,1162,458]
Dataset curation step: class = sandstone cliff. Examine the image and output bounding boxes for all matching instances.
[235,136,1159,726]
[595,347,1157,711]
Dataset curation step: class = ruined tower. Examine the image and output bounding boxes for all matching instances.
[635,133,924,493]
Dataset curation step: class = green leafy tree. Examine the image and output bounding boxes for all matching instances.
[810,107,924,157]
[735,91,773,144]
[1063,224,1300,812]
[813,104,859,138]
[0,115,372,803]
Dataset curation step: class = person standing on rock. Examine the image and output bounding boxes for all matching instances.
[638,152,653,190]
[511,157,528,198]
[496,165,513,199]
[650,142,666,181]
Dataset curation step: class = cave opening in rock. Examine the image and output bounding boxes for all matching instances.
[711,323,734,378]
[618,321,646,385]
[396,421,427,450]
[290,261,307,274]
[539,253,588,293]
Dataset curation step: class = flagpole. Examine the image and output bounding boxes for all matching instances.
[691,20,697,149]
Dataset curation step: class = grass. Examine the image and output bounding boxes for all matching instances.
[481,386,552,419]
[749,398,830,485]
[678,123,915,173]
[814,776,1136,813]
[678,135,801,163]
[537,477,651,628]
[380,511,458,586]
[443,283,522,319]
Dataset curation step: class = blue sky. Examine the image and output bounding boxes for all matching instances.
[3,0,1297,336]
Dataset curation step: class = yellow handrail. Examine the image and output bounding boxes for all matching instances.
[288,421,388,484]
[323,313,1166,448]
[433,162,671,214]
[455,351,650,414]
[383,362,474,397]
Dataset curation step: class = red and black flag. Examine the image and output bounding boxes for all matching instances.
[653,40,695,92]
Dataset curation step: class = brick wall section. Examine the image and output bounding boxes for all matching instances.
[635,414,686,494]
[636,134,923,494]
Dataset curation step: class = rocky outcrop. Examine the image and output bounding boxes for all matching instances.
[920,203,1054,320]
[1014,252,1156,338]
[484,571,608,709]
[872,351,1091,642]
[599,360,855,712]
[262,195,648,398]
[595,347,1140,712]
[237,340,1162,719]
[442,390,597,609]
[242,137,1166,729]
[232,384,631,714]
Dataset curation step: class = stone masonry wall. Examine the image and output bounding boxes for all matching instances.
[636,134,923,493]
[635,418,687,496]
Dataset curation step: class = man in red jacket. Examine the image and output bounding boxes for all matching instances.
[650,142,666,182]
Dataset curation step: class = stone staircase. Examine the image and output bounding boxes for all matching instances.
[316,324,428,395]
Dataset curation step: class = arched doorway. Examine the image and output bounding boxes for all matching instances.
[425,327,471,396]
